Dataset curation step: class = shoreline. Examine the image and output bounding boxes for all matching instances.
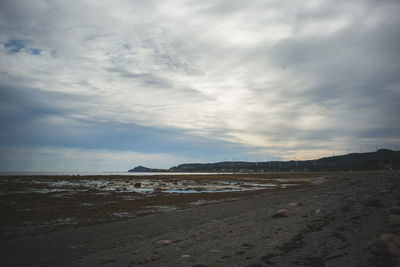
[1,172,319,239]
[1,171,399,266]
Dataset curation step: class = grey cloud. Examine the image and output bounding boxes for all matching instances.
[105,67,175,89]
[263,2,400,117]
[105,66,210,102]
[0,84,91,123]
[0,0,399,162]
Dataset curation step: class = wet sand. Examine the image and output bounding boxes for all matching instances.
[0,173,315,239]
[1,171,399,266]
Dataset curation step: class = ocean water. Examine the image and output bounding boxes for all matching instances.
[0,171,227,176]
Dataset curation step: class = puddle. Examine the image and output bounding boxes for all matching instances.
[189,198,238,206]
[112,212,135,218]
[136,205,178,215]
[163,189,203,194]
[121,196,138,200]
[149,205,178,212]
[51,217,79,225]
[280,183,301,188]
[29,188,68,194]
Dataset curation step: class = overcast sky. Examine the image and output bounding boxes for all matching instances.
[0,0,399,171]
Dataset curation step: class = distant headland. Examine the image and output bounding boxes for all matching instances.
[129,148,400,173]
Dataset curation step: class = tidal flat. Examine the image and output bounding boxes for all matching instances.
[1,171,399,266]
[0,173,317,238]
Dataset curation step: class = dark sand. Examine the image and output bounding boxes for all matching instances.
[1,171,399,266]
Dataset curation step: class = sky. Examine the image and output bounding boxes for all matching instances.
[0,0,399,171]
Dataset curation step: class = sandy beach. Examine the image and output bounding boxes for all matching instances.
[1,171,399,266]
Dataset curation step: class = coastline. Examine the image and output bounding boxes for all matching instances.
[1,171,399,266]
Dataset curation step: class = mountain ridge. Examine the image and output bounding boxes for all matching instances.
[129,149,400,172]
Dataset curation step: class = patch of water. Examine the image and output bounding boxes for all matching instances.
[51,217,79,225]
[29,188,68,194]
[163,189,203,194]
[112,212,135,218]
[121,196,138,200]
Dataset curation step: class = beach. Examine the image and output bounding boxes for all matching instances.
[1,171,399,266]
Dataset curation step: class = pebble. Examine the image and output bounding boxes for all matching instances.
[369,234,400,257]
[272,209,290,218]
[288,202,298,207]
[180,254,191,261]
[388,206,400,215]
[210,249,223,253]
[314,209,321,213]
[181,254,191,258]
[155,239,172,245]
[360,195,381,207]
[388,215,400,226]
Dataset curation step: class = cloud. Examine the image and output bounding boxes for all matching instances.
[0,0,399,171]
[0,83,251,163]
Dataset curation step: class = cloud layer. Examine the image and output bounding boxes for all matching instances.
[0,0,399,170]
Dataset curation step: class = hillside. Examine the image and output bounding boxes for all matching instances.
[168,149,400,172]
[128,166,152,172]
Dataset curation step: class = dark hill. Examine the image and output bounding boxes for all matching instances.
[169,149,400,172]
[128,166,152,172]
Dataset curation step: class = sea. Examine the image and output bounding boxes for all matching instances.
[0,171,226,176]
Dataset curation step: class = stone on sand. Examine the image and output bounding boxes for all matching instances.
[155,239,172,245]
[180,254,191,262]
[272,209,290,218]
[388,206,400,215]
[388,215,400,226]
[369,234,400,257]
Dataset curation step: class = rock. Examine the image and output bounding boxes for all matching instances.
[210,249,223,253]
[180,254,191,262]
[272,209,290,218]
[314,209,321,214]
[155,239,172,245]
[388,206,400,215]
[288,202,298,207]
[134,182,141,188]
[388,215,400,226]
[361,195,382,208]
[369,234,400,257]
